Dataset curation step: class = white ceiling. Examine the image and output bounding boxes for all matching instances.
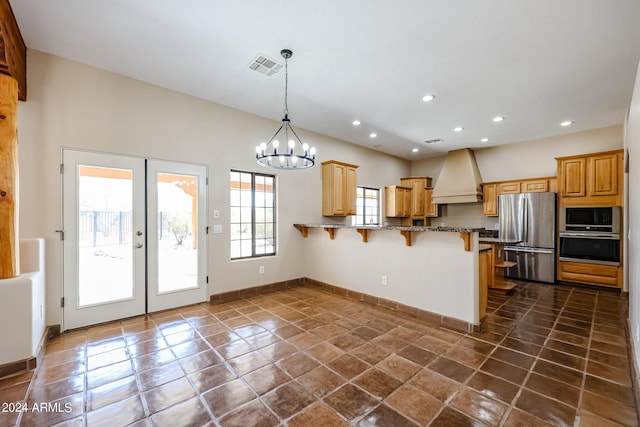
[10,0,640,159]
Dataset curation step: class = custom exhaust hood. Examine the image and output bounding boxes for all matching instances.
[432,148,484,204]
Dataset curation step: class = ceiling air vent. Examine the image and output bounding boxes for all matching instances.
[424,138,443,144]
[248,54,283,76]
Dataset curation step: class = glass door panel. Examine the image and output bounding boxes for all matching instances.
[78,166,135,306]
[156,173,198,293]
[147,160,207,312]
[63,150,146,330]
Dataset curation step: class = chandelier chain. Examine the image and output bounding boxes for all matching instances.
[284,55,289,116]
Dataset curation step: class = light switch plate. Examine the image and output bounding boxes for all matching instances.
[213,210,220,219]
[213,225,223,234]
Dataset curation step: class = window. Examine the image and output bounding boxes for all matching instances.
[352,186,380,226]
[230,170,276,259]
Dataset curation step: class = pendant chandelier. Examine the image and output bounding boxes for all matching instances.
[256,49,316,169]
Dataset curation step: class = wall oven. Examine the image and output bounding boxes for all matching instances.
[559,206,621,266]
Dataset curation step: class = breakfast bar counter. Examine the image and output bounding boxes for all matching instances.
[294,223,485,330]
[294,223,483,249]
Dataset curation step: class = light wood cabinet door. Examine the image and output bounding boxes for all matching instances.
[401,187,412,217]
[589,153,618,196]
[483,183,498,216]
[385,186,411,217]
[558,158,586,197]
[521,179,549,193]
[322,161,358,216]
[346,165,358,215]
[498,182,520,194]
[401,177,430,217]
[425,188,439,217]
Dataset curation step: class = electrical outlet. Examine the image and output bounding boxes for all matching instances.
[381,275,388,286]
[213,209,220,219]
[259,265,264,274]
[213,225,223,234]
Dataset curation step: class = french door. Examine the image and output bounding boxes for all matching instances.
[62,150,207,330]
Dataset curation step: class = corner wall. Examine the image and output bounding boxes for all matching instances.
[625,58,640,381]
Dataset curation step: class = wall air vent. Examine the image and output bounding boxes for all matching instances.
[248,54,283,76]
[424,138,443,144]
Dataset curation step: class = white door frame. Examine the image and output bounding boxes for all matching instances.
[62,150,208,330]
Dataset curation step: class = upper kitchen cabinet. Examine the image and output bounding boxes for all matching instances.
[482,183,498,216]
[425,188,439,218]
[556,150,623,206]
[322,160,359,216]
[385,185,412,217]
[400,177,431,218]
[483,177,556,216]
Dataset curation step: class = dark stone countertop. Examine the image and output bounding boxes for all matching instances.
[294,224,484,233]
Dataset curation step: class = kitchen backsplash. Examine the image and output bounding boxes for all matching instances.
[434,203,499,230]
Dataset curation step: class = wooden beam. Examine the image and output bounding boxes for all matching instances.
[0,0,27,101]
[0,73,19,278]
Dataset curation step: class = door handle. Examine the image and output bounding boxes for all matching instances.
[136,231,143,236]
[135,243,143,248]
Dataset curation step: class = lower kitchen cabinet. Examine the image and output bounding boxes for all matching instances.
[557,261,622,289]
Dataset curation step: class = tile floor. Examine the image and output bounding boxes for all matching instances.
[0,282,637,426]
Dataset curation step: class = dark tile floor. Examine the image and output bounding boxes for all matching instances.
[0,282,637,426]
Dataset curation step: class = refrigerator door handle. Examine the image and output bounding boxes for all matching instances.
[522,196,528,244]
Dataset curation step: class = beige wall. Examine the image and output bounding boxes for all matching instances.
[17,50,411,327]
[412,125,623,182]
[625,59,640,376]
[411,126,623,227]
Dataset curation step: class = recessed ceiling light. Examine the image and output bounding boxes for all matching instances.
[481,138,489,143]
[352,120,361,126]
[412,148,419,153]
[492,116,505,122]
[369,133,377,138]
[560,120,574,127]
[454,127,464,132]
[422,94,435,102]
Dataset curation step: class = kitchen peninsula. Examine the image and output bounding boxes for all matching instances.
[294,224,486,332]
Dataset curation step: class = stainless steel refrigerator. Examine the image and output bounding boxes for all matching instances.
[499,192,556,283]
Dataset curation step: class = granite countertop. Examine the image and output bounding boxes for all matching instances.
[479,237,522,244]
[294,224,484,233]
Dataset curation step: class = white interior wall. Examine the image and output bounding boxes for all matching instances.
[625,58,640,379]
[16,50,411,327]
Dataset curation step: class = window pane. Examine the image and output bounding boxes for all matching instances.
[352,186,380,225]
[230,170,276,259]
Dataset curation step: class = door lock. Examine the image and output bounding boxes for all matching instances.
[135,243,143,248]
[136,231,143,236]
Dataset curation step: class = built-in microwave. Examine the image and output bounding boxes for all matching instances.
[560,206,621,233]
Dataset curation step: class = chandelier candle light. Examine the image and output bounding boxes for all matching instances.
[256,49,316,169]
